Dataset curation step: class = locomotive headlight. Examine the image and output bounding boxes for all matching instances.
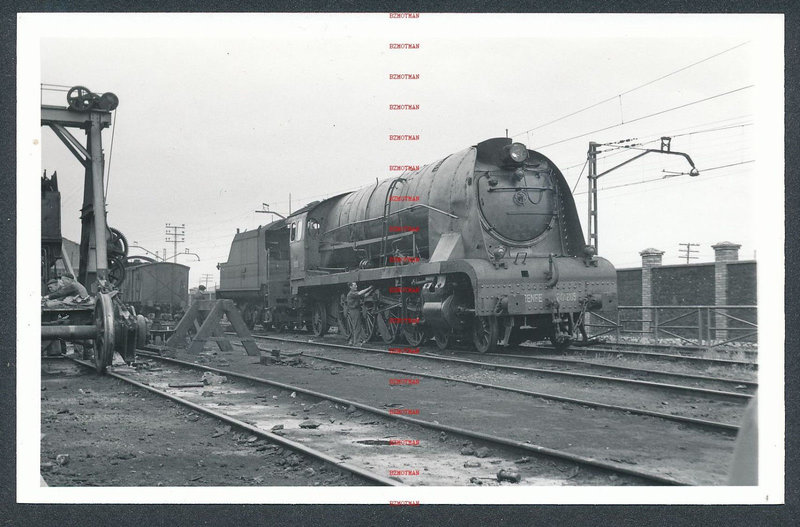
[492,246,507,260]
[504,142,529,164]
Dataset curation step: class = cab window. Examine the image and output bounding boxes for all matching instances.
[290,222,296,241]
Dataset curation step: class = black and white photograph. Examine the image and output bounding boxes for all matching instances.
[17,12,784,505]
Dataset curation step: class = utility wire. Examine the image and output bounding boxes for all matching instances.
[573,159,754,195]
[512,41,750,138]
[104,109,117,201]
[534,84,754,150]
[571,159,588,194]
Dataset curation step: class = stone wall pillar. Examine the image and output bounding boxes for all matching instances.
[712,241,741,341]
[640,248,664,333]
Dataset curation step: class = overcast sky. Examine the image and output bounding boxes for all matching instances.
[32,13,782,288]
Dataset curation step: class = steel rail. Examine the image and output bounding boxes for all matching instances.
[530,345,757,368]
[67,356,400,486]
[581,340,758,357]
[136,350,687,486]
[451,350,757,389]
[237,333,753,402]
[253,346,740,434]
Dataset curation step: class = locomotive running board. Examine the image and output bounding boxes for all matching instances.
[165,299,260,356]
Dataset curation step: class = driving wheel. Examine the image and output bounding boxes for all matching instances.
[377,299,402,344]
[401,294,425,347]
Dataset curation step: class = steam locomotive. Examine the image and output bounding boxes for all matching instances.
[218,138,617,352]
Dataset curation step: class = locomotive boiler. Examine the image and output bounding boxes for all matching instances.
[220,138,617,352]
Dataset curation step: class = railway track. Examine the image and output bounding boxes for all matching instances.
[554,342,758,368]
[237,332,755,402]
[264,346,741,433]
[66,356,398,486]
[128,349,689,485]
[439,349,757,389]
[584,339,758,357]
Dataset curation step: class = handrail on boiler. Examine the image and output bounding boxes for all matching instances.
[321,203,459,237]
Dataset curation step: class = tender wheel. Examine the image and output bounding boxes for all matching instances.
[311,300,329,337]
[472,315,499,354]
[337,293,352,340]
[433,330,450,351]
[401,294,425,347]
[93,292,115,373]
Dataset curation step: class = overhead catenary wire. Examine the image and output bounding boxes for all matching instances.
[511,41,750,139]
[573,159,754,195]
[559,120,754,172]
[534,84,755,151]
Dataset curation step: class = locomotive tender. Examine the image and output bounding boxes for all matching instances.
[218,138,617,352]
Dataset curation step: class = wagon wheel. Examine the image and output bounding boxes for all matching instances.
[401,294,426,347]
[433,330,450,351]
[108,227,129,258]
[93,292,115,373]
[311,300,329,337]
[107,256,126,287]
[472,315,498,354]
[337,293,351,340]
[376,299,402,344]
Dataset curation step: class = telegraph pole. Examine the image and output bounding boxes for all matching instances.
[678,243,699,264]
[165,223,186,261]
[200,273,214,288]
